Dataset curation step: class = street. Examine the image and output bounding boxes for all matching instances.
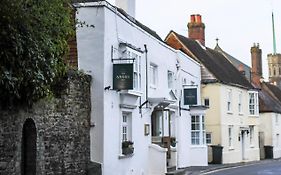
[202,160,281,175]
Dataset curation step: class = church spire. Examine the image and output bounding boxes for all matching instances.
[272,12,277,54]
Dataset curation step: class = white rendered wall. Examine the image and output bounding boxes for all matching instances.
[76,2,205,174]
[76,7,105,165]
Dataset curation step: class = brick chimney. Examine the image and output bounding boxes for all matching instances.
[187,14,205,46]
[251,43,262,85]
[116,0,135,18]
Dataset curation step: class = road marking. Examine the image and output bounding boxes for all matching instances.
[201,162,263,174]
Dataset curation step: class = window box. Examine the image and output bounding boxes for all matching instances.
[122,141,134,155]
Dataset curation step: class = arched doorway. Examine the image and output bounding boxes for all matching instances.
[22,118,37,175]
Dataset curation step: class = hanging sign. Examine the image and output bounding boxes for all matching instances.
[113,64,133,90]
[183,88,197,105]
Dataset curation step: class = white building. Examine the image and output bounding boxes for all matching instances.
[74,0,207,174]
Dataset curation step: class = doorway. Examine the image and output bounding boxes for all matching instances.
[22,118,37,175]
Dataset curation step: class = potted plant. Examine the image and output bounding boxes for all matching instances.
[122,140,134,155]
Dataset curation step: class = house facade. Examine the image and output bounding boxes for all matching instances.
[259,82,281,159]
[248,44,281,160]
[74,1,207,174]
[165,15,260,164]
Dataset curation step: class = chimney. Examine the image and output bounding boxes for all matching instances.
[116,0,135,18]
[251,43,262,85]
[187,14,205,46]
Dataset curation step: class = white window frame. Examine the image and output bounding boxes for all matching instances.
[228,125,233,149]
[206,132,212,144]
[150,63,158,88]
[238,91,242,114]
[204,98,210,107]
[120,46,142,91]
[250,125,254,146]
[191,115,205,145]
[167,70,174,89]
[249,91,259,116]
[227,89,232,113]
[133,54,141,91]
[121,112,132,142]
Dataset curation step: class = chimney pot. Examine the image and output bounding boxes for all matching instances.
[188,14,205,46]
[190,15,195,22]
[195,14,202,23]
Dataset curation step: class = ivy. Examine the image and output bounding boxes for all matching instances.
[0,0,73,107]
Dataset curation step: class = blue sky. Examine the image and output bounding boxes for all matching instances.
[110,0,281,80]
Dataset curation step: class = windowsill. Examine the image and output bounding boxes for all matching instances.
[250,145,255,148]
[227,111,233,114]
[120,90,143,97]
[118,153,134,159]
[190,145,207,148]
[249,114,259,117]
[229,147,234,151]
[239,113,244,116]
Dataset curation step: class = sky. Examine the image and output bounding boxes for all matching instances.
[109,0,281,80]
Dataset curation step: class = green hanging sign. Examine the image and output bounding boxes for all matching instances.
[113,64,133,90]
[183,88,197,105]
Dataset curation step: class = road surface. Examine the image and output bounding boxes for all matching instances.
[202,160,281,175]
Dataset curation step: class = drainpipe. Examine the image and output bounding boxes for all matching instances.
[144,44,148,107]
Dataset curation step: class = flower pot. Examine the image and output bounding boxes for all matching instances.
[122,147,134,155]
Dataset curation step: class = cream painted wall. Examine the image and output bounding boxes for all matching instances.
[260,113,273,146]
[201,83,221,145]
[260,113,281,159]
[202,83,260,163]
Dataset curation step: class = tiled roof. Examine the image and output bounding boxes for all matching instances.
[259,82,281,113]
[172,32,253,89]
[214,44,251,81]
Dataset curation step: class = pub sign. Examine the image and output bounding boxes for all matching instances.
[113,64,133,90]
[183,88,197,105]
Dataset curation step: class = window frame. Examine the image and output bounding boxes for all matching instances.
[206,132,212,145]
[191,114,206,146]
[149,63,158,88]
[249,125,254,146]
[121,112,132,142]
[227,89,233,113]
[249,91,259,116]
[167,70,174,89]
[238,91,242,114]
[119,46,142,91]
[228,125,233,149]
[204,98,210,107]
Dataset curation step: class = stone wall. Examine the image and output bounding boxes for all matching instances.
[0,71,91,175]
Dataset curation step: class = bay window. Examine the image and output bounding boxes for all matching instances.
[191,115,205,145]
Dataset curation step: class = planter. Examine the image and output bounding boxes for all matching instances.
[122,147,134,155]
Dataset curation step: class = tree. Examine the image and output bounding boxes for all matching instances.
[0,0,73,107]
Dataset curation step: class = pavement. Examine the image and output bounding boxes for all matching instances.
[181,158,281,175]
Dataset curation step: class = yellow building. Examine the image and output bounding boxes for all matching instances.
[165,17,260,163]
